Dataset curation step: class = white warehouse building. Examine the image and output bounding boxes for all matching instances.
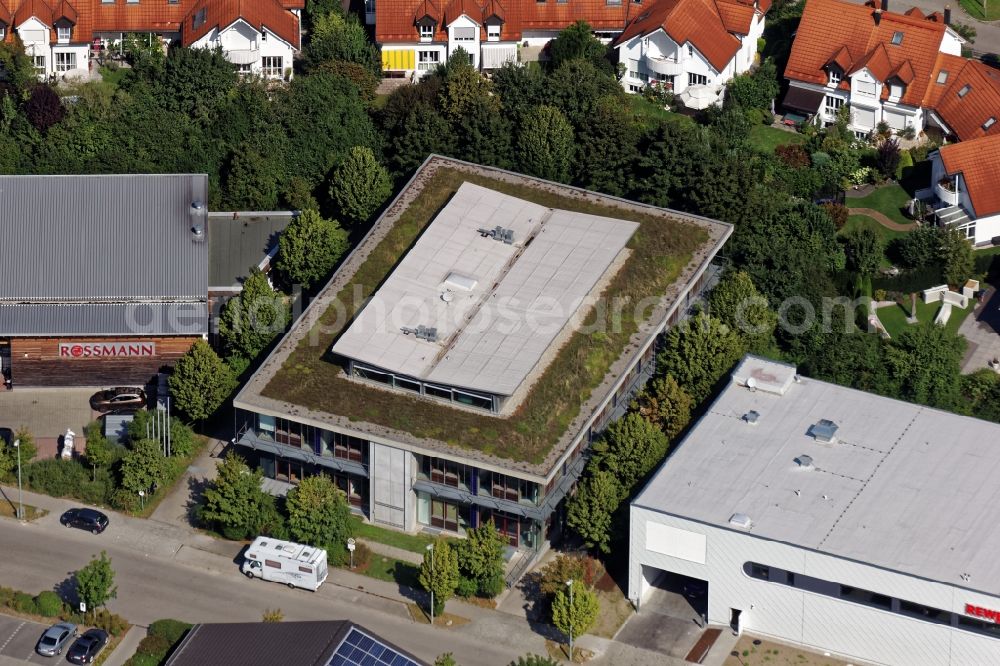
[630,355,1000,665]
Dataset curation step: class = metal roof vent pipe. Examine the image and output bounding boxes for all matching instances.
[743,410,760,425]
[795,454,814,470]
[190,223,206,243]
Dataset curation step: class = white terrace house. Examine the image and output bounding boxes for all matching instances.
[918,135,1000,246]
[11,8,89,79]
[613,0,767,107]
[187,19,296,80]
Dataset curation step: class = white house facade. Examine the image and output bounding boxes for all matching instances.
[920,135,1000,245]
[629,356,1000,665]
[190,20,296,80]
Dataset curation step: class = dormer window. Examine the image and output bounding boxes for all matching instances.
[193,8,207,29]
[891,31,903,45]
[985,117,997,131]
[829,68,841,85]
[419,22,434,41]
[487,23,501,41]
[57,25,71,42]
[889,81,904,99]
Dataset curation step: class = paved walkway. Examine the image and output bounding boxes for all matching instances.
[101,625,146,666]
[959,286,1000,372]
[846,207,916,232]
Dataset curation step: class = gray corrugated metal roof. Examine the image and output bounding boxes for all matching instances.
[208,213,294,288]
[0,303,208,336]
[0,174,209,301]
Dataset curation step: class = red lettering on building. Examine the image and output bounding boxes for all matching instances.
[57,342,157,359]
[965,604,1000,624]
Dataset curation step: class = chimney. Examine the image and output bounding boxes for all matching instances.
[944,4,951,24]
[874,7,882,24]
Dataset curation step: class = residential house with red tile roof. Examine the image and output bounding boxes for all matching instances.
[924,133,1000,245]
[0,0,301,81]
[614,0,768,106]
[783,0,969,138]
[375,0,766,107]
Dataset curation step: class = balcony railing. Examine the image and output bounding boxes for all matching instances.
[935,178,959,206]
[645,54,684,77]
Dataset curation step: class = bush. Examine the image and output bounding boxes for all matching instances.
[761,109,775,125]
[745,108,763,126]
[351,542,372,570]
[24,458,94,498]
[34,591,63,617]
[12,592,37,614]
[821,203,849,231]
[757,37,766,53]
[148,618,191,644]
[134,634,171,656]
[478,572,505,599]
[455,576,478,598]
[0,587,14,607]
[775,144,810,168]
[93,608,130,637]
[539,556,587,597]
[895,148,913,181]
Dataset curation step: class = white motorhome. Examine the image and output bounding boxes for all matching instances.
[241,537,328,591]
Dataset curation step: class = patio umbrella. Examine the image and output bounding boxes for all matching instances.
[679,85,721,110]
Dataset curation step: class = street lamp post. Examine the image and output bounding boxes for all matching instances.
[566,579,574,662]
[12,439,23,521]
[426,543,435,625]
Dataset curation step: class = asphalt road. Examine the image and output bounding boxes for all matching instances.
[0,518,551,666]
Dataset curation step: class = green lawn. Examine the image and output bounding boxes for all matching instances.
[749,124,806,154]
[351,516,453,554]
[847,183,914,227]
[959,0,1000,20]
[626,96,695,129]
[877,298,973,339]
[354,553,421,589]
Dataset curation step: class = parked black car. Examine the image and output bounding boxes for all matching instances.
[66,629,108,664]
[89,387,146,413]
[60,508,109,534]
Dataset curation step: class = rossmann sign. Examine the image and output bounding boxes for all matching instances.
[58,342,156,358]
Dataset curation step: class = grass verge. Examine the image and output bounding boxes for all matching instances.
[626,95,696,129]
[749,124,806,154]
[262,166,707,464]
[876,299,973,338]
[405,603,471,627]
[351,553,421,589]
[0,502,47,521]
[351,516,442,554]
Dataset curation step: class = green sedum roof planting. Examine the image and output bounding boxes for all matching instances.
[239,157,728,474]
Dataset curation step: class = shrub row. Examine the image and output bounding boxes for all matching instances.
[124,619,191,666]
[0,586,128,635]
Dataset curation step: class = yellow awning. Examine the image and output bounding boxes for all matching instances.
[381,49,415,71]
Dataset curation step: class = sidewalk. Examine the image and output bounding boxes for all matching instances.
[101,625,146,666]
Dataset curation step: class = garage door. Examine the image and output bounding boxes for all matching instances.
[885,110,907,130]
[853,107,876,128]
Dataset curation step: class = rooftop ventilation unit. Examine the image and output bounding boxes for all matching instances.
[190,223,206,243]
[809,419,839,443]
[401,325,438,342]
[743,410,760,425]
[477,225,515,244]
[729,513,752,530]
[795,454,814,469]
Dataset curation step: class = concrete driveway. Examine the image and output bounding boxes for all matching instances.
[0,388,98,458]
[0,613,67,664]
[615,581,705,658]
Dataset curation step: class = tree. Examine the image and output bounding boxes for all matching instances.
[548,21,610,73]
[940,228,974,286]
[286,475,353,563]
[329,146,392,225]
[551,580,599,647]
[726,58,780,111]
[590,413,669,489]
[574,96,639,197]
[898,225,942,269]
[75,551,117,617]
[23,85,65,132]
[632,121,709,208]
[545,60,622,128]
[538,555,588,597]
[439,51,498,123]
[219,268,289,359]
[457,520,506,597]
[84,422,116,482]
[168,340,237,423]
[275,209,350,290]
[200,453,284,540]
[845,226,884,277]
[658,313,746,403]
[631,375,693,440]
[875,137,901,180]
[566,470,621,553]
[708,270,777,351]
[154,46,237,121]
[492,61,545,125]
[220,140,285,211]
[885,322,965,408]
[307,10,380,75]
[389,102,455,175]
[119,439,170,495]
[517,105,574,183]
[510,656,559,666]
[709,102,752,147]
[12,427,37,464]
[456,95,513,169]
[419,538,460,616]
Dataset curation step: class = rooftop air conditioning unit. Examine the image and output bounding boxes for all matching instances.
[809,419,839,444]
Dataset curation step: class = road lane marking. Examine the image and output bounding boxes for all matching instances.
[0,619,25,654]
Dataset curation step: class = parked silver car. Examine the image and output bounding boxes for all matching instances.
[35,622,77,657]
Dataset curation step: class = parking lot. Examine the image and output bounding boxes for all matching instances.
[0,613,63,663]
[0,388,97,458]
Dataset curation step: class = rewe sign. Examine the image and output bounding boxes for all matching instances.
[58,342,156,359]
[965,604,1000,624]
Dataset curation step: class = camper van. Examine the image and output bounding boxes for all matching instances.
[241,537,329,591]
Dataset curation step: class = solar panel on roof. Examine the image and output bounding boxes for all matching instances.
[329,628,420,666]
